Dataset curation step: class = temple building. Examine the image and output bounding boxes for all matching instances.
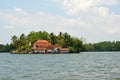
[33,40,69,53]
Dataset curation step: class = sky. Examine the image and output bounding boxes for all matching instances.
[0,0,120,44]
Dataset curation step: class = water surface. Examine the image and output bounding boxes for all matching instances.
[0,52,120,80]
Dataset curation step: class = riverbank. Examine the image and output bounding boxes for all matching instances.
[10,51,80,54]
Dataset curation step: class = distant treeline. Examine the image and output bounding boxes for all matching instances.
[83,41,120,51]
[1,31,120,53]
[0,44,11,52]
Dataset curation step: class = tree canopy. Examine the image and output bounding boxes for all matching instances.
[83,41,120,52]
[0,44,11,52]
[1,31,120,53]
[9,31,84,53]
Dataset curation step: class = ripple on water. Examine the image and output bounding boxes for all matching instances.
[1,52,120,80]
[0,77,15,80]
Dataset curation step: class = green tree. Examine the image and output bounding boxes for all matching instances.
[0,44,11,52]
[83,43,95,51]
[57,32,65,47]
[49,32,57,45]
[0,44,5,52]
[62,32,73,47]
[27,31,39,45]
[114,41,120,51]
[73,38,83,52]
[11,35,20,50]
[38,31,49,40]
[18,33,26,52]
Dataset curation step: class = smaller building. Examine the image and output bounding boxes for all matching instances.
[60,48,69,53]
[33,40,69,53]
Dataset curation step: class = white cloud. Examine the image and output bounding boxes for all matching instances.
[0,7,85,33]
[14,7,27,15]
[0,3,120,43]
[97,0,118,5]
[54,0,120,35]
[98,7,109,17]
[60,0,118,16]
[5,25,14,29]
[63,0,94,15]
[104,27,120,34]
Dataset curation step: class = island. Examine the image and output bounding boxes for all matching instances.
[10,31,82,54]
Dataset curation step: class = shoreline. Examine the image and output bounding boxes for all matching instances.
[10,51,80,54]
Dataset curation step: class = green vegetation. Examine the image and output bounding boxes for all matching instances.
[9,31,84,53]
[1,31,120,53]
[0,44,11,52]
[83,41,120,52]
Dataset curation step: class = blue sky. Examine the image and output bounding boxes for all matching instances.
[0,0,120,44]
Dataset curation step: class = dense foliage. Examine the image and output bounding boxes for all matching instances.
[0,44,11,52]
[1,31,120,53]
[10,31,84,53]
[83,41,120,52]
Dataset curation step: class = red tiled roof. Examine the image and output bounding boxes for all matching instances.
[60,48,69,51]
[34,40,53,50]
[34,40,70,51]
[34,40,50,46]
[36,40,48,43]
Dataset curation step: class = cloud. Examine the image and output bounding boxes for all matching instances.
[98,7,109,17]
[62,0,94,15]
[0,7,85,33]
[60,0,118,16]
[5,25,14,29]
[0,2,120,43]
[54,0,120,34]
[14,7,27,15]
[56,0,120,42]
[104,27,120,34]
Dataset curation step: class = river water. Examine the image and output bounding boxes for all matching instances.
[0,52,120,80]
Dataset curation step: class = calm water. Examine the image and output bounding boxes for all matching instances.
[0,52,120,80]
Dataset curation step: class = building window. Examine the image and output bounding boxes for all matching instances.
[36,45,39,48]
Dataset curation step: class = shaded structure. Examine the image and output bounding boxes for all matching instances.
[33,40,69,53]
